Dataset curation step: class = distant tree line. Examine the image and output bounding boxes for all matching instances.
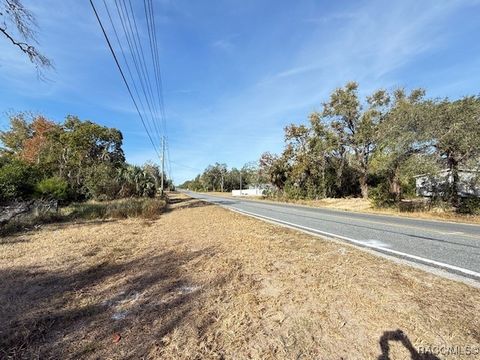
[182,82,480,213]
[180,162,264,192]
[0,113,172,203]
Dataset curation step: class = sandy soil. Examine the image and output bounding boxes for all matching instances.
[0,193,479,359]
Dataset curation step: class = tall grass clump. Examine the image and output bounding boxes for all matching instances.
[68,198,166,220]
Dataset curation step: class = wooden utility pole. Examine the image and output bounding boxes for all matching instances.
[161,136,165,195]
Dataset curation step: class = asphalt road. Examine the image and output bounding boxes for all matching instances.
[184,191,480,281]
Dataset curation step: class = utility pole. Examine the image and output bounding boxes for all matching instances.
[239,170,242,194]
[160,136,165,195]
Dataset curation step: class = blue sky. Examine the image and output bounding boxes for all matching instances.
[1,0,479,184]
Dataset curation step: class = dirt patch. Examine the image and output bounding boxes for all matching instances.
[0,193,479,359]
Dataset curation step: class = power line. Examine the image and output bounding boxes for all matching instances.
[91,0,172,185]
[112,0,161,147]
[89,0,160,157]
[101,0,153,147]
[143,0,163,124]
[124,0,163,143]
[170,160,203,172]
[143,0,169,181]
[145,0,167,136]
[144,0,171,182]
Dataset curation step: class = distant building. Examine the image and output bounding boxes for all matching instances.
[232,184,271,197]
[415,169,480,197]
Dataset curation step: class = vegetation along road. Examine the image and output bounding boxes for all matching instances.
[186,191,480,282]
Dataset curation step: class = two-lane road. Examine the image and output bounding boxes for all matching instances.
[184,191,480,282]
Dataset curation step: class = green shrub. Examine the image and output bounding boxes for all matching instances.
[401,177,417,199]
[369,183,396,208]
[84,163,122,200]
[0,160,37,202]
[35,177,68,200]
[458,196,480,215]
[283,182,305,200]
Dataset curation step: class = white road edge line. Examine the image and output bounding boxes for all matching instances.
[199,192,480,228]
[226,206,480,280]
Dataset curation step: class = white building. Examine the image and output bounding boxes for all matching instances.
[231,184,271,197]
[415,169,480,197]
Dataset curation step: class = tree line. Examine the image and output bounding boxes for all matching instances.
[0,113,172,203]
[180,162,263,192]
[182,82,480,213]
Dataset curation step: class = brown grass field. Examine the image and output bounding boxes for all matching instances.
[1,193,479,359]
[204,192,480,225]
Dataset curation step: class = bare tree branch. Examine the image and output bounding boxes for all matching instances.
[3,0,37,40]
[0,0,53,78]
[0,26,51,67]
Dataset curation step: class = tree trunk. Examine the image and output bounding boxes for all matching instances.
[447,154,460,208]
[335,156,345,193]
[359,174,368,199]
[389,167,402,202]
[321,160,326,199]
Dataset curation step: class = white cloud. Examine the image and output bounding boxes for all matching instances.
[211,39,234,51]
[274,65,319,78]
[303,12,357,24]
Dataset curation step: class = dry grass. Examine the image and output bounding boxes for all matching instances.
[0,197,166,237]
[0,192,479,359]
[63,197,167,220]
[205,191,480,224]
